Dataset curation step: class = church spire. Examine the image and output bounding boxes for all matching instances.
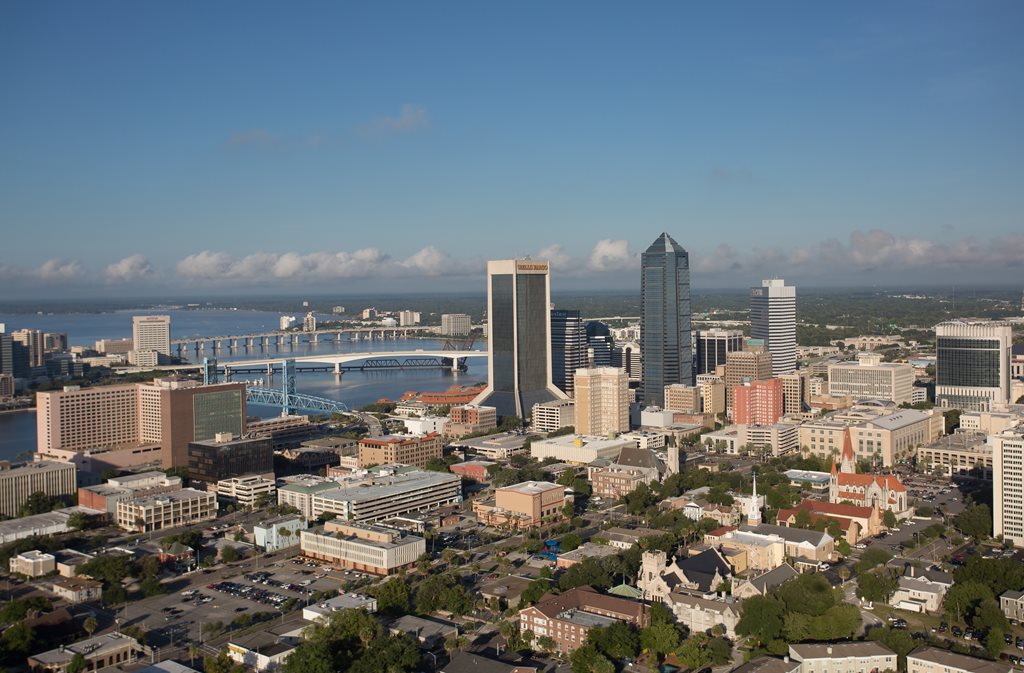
[748,471,762,525]
[840,427,856,474]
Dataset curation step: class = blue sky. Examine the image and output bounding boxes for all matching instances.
[2,2,1022,297]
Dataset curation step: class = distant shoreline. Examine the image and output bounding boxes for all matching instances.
[0,407,35,416]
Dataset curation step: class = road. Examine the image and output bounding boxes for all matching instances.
[352,411,383,437]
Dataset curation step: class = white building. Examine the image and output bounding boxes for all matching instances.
[994,426,1024,548]
[935,319,1013,411]
[302,593,377,621]
[279,316,297,330]
[788,643,897,673]
[750,279,796,376]
[217,475,276,508]
[254,516,308,552]
[441,314,472,337]
[827,353,914,405]
[907,647,1012,673]
[398,310,421,326]
[530,434,635,464]
[9,550,56,577]
[132,315,171,357]
[532,399,575,433]
[299,521,425,575]
[115,488,217,533]
[309,470,462,522]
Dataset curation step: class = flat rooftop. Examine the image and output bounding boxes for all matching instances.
[499,480,562,495]
[317,470,460,504]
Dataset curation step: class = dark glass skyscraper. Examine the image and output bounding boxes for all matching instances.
[640,233,692,407]
[473,260,568,418]
[551,309,586,397]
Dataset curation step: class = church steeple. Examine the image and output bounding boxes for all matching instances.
[748,471,762,525]
[839,427,856,474]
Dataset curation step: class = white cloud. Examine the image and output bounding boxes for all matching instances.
[105,255,153,283]
[401,246,449,276]
[587,239,638,272]
[35,259,83,281]
[176,249,387,282]
[358,104,428,137]
[536,244,571,271]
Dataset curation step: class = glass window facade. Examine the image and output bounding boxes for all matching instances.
[936,337,1001,388]
[640,234,692,407]
[192,389,243,441]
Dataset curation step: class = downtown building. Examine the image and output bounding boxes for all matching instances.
[640,233,692,407]
[573,367,629,436]
[308,469,462,522]
[188,433,274,485]
[472,259,567,418]
[115,487,218,533]
[440,313,472,337]
[357,433,443,468]
[36,378,246,471]
[828,352,915,405]
[993,425,1024,548]
[299,520,425,576]
[695,329,745,376]
[0,461,77,518]
[550,309,587,396]
[750,279,796,376]
[724,348,774,415]
[131,314,171,366]
[935,319,1013,411]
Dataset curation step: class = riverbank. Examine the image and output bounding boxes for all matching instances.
[0,406,35,415]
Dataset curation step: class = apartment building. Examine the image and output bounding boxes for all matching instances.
[589,465,657,500]
[115,488,218,532]
[733,378,784,425]
[573,367,629,436]
[993,426,1024,547]
[788,643,896,673]
[357,433,442,468]
[299,521,425,575]
[0,461,76,518]
[444,404,497,438]
[441,314,472,337]
[664,384,701,414]
[907,647,1011,673]
[518,586,649,654]
[474,481,569,529]
[532,399,575,433]
[724,349,773,413]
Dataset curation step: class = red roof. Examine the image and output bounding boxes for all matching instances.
[836,472,906,492]
[706,526,737,538]
[781,498,875,519]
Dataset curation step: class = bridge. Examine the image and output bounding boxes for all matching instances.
[215,349,484,378]
[172,326,427,356]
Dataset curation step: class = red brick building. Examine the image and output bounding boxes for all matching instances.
[517,586,649,654]
[733,378,784,425]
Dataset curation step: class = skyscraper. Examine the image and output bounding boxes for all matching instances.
[640,233,692,407]
[132,315,171,357]
[585,321,612,367]
[935,319,1013,411]
[12,329,45,368]
[550,309,587,397]
[695,329,744,376]
[472,260,567,418]
[574,367,629,436]
[993,426,1024,548]
[750,278,796,376]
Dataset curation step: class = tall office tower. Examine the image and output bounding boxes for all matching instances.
[611,341,643,381]
[441,314,472,336]
[779,370,809,415]
[0,332,12,375]
[586,321,612,367]
[750,278,797,376]
[472,260,567,418]
[935,319,1013,411]
[993,426,1024,548]
[132,315,171,357]
[12,329,46,368]
[574,367,629,436]
[732,378,784,425]
[640,233,692,407]
[551,309,587,397]
[695,329,744,376]
[724,349,774,415]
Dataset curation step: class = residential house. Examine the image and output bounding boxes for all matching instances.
[733,564,800,599]
[788,642,897,673]
[906,647,1011,673]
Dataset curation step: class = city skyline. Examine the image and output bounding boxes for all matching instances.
[3,3,1024,297]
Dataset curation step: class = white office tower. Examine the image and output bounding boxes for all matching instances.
[750,279,796,376]
[993,426,1024,548]
[935,319,1013,411]
[132,315,171,356]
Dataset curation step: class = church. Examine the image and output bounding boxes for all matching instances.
[829,427,907,514]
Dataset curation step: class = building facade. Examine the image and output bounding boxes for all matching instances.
[517,586,649,654]
[993,426,1024,547]
[217,475,277,507]
[473,481,569,529]
[828,353,914,405]
[573,367,629,436]
[310,470,463,522]
[357,433,443,468]
[640,233,692,407]
[299,521,425,575]
[532,399,575,433]
[935,319,1013,411]
[551,309,587,397]
[441,314,472,337]
[750,279,796,376]
[733,378,784,426]
[0,461,76,518]
[188,434,273,484]
[724,349,774,414]
[115,488,218,532]
[696,329,745,377]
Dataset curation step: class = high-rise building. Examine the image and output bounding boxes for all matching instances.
[472,259,567,418]
[935,319,1013,411]
[724,349,774,414]
[36,378,247,470]
[828,353,914,405]
[664,384,701,414]
[441,314,472,336]
[611,341,642,381]
[188,433,274,485]
[551,309,587,396]
[733,378,785,426]
[779,370,809,415]
[640,233,692,407]
[750,279,796,376]
[574,367,629,436]
[302,312,317,332]
[0,332,12,375]
[0,461,77,518]
[132,315,171,357]
[993,426,1024,548]
[398,310,421,326]
[0,373,14,400]
[585,321,612,367]
[12,329,46,368]
[696,329,745,376]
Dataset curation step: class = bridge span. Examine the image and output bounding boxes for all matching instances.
[219,349,485,373]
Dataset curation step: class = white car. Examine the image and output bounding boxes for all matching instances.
[855,543,868,550]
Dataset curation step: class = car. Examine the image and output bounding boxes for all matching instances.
[1016,637,1023,650]
[891,528,901,533]
[1006,633,1013,645]
[855,543,867,550]
[235,607,247,612]
[952,626,963,637]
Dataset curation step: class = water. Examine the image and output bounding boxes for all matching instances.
[0,309,487,462]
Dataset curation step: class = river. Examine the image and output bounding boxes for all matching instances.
[0,309,487,462]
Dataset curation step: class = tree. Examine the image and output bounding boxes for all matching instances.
[855,547,892,574]
[793,508,813,529]
[67,653,87,673]
[639,621,681,658]
[736,595,785,644]
[677,634,715,670]
[870,626,915,670]
[375,576,411,616]
[973,598,1009,634]
[103,584,127,606]
[205,650,247,673]
[570,644,615,673]
[586,621,639,660]
[220,545,240,563]
[0,622,36,657]
[518,579,551,607]
[19,491,56,516]
[424,457,451,473]
[68,511,92,530]
[856,569,898,603]
[535,635,557,654]
[955,503,992,541]
[140,575,165,597]
[83,616,98,637]
[561,532,582,552]
[944,581,993,624]
[883,510,898,529]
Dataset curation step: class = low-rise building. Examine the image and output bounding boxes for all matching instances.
[739,523,834,563]
[299,521,425,575]
[254,516,308,552]
[357,433,443,469]
[479,575,538,607]
[444,405,497,438]
[532,399,575,433]
[917,431,992,479]
[598,527,664,550]
[589,464,657,500]
[530,434,635,465]
[310,469,462,522]
[442,653,538,673]
[217,475,276,508]
[799,403,942,467]
[9,550,56,577]
[556,542,620,569]
[28,632,146,673]
[54,549,93,577]
[226,638,298,673]
[78,471,182,514]
[1000,589,1024,623]
[302,593,377,622]
[449,432,532,460]
[788,642,897,673]
[473,481,570,529]
[785,470,832,492]
[0,510,75,544]
[276,475,336,519]
[732,564,800,599]
[710,529,787,572]
[115,488,218,532]
[517,586,649,654]
[389,615,459,649]
[47,576,103,603]
[732,657,801,673]
[664,592,741,638]
[906,647,1011,673]
[891,576,947,613]
[776,499,882,544]
[449,460,497,482]
[0,460,77,519]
